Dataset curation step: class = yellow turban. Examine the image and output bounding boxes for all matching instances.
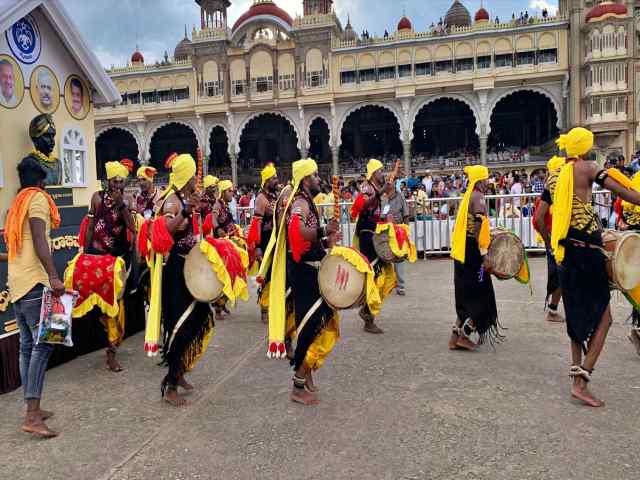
[556,127,594,158]
[105,161,129,180]
[261,163,277,188]
[218,180,233,194]
[632,172,640,191]
[136,166,157,181]
[450,165,489,264]
[547,156,566,173]
[204,175,219,189]
[161,154,196,198]
[292,158,318,187]
[366,159,384,180]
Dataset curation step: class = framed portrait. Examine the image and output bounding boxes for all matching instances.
[30,65,60,114]
[0,54,25,109]
[64,74,90,120]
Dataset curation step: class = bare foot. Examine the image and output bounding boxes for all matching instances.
[215,309,225,321]
[178,377,194,391]
[571,384,604,407]
[364,321,384,334]
[358,307,373,323]
[448,332,460,350]
[305,372,320,393]
[628,330,640,356]
[106,352,123,372]
[290,388,320,406]
[22,420,58,438]
[545,311,565,323]
[285,340,294,361]
[164,388,189,407]
[455,335,477,351]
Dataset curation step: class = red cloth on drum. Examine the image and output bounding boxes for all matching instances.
[288,214,310,263]
[73,254,118,308]
[205,237,246,285]
[247,216,261,247]
[532,197,552,235]
[151,216,174,255]
[137,219,151,258]
[192,213,200,236]
[393,224,408,249]
[202,213,213,237]
[351,193,366,220]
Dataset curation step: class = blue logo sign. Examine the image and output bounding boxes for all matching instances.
[5,15,41,65]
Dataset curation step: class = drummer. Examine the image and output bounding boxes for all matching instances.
[612,171,640,355]
[533,156,566,323]
[351,159,397,334]
[82,160,136,371]
[199,174,219,219]
[145,153,214,406]
[551,127,640,407]
[133,165,161,220]
[449,165,499,351]
[266,158,341,405]
[247,164,279,323]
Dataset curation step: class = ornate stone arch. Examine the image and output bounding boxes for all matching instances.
[337,102,404,147]
[305,113,333,149]
[234,111,301,153]
[205,122,230,154]
[95,125,142,160]
[409,94,482,139]
[145,119,201,160]
[486,86,562,136]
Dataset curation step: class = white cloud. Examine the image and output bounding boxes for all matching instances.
[529,0,558,14]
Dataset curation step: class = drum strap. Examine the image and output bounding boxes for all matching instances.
[296,297,323,338]
[167,301,196,352]
[564,237,610,258]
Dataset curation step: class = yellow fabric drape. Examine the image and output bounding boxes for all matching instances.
[305,316,340,370]
[551,161,574,263]
[450,165,489,264]
[259,159,317,358]
[478,216,490,255]
[144,251,164,356]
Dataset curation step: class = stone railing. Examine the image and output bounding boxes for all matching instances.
[107,58,192,74]
[332,14,568,49]
[192,27,229,42]
[293,12,339,29]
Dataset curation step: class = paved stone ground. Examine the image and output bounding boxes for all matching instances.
[2,257,640,480]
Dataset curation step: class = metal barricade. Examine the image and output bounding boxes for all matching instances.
[234,191,614,259]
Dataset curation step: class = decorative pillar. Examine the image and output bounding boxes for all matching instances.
[230,150,238,185]
[402,139,411,176]
[331,145,340,177]
[480,136,488,165]
[300,145,308,158]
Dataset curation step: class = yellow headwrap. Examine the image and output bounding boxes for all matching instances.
[105,161,129,180]
[161,153,196,198]
[136,166,157,181]
[556,127,594,159]
[450,165,489,264]
[218,180,233,194]
[366,159,384,181]
[547,156,566,173]
[261,163,277,188]
[204,175,219,189]
[259,159,318,358]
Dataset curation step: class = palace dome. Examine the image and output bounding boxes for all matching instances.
[475,7,490,23]
[232,1,294,31]
[445,0,471,28]
[174,37,192,61]
[131,50,144,64]
[343,16,357,42]
[585,1,627,23]
[397,16,412,31]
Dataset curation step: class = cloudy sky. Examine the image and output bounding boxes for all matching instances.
[62,0,559,68]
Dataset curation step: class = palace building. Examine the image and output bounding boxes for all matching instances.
[94,0,639,184]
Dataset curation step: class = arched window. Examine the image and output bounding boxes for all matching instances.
[60,126,88,186]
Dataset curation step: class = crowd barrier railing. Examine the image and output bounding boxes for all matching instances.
[234,191,614,258]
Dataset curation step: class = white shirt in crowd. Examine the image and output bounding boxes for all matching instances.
[510,182,522,208]
[422,175,433,195]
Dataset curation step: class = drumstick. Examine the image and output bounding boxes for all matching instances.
[332,175,341,223]
[196,147,203,192]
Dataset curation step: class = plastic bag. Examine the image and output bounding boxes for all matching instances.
[36,288,78,347]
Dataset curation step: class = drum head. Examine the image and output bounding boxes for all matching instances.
[184,246,224,303]
[613,232,640,291]
[487,231,524,279]
[318,255,366,310]
[373,231,404,263]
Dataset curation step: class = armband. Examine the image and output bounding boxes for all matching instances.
[594,170,609,188]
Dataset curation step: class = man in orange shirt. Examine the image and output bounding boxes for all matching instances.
[5,156,64,438]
